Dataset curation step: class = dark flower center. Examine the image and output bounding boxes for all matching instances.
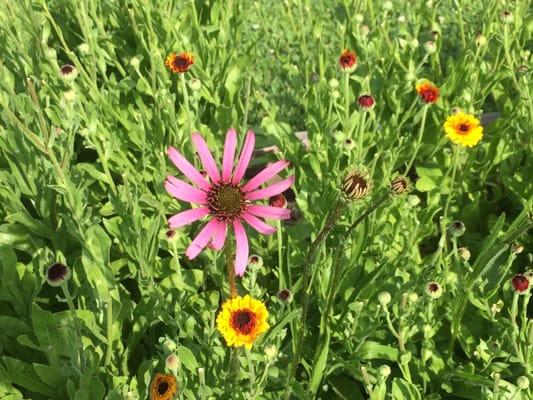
[512,275,529,292]
[420,88,438,102]
[173,56,189,69]
[428,283,439,292]
[157,381,169,395]
[250,256,259,263]
[231,309,257,334]
[458,123,470,133]
[207,183,246,220]
[60,65,74,74]
[47,263,68,281]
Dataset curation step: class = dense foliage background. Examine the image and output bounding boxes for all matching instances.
[0,0,532,399]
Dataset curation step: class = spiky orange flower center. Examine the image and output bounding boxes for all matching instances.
[207,183,246,220]
[165,52,194,73]
[339,50,357,69]
[416,83,439,103]
[231,309,257,334]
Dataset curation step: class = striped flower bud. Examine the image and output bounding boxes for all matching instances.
[342,170,371,201]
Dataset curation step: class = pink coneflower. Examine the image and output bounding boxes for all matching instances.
[165,129,294,276]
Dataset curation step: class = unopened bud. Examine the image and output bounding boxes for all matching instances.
[516,376,529,390]
[378,365,391,377]
[46,263,71,287]
[265,344,277,360]
[424,41,437,54]
[447,220,465,237]
[165,354,180,372]
[457,247,471,262]
[378,291,391,306]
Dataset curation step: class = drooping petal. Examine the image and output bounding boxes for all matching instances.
[247,205,291,220]
[245,176,295,201]
[186,219,218,259]
[165,177,207,204]
[168,207,210,229]
[242,212,276,235]
[191,133,221,183]
[222,128,237,181]
[233,220,249,276]
[210,220,227,250]
[242,160,290,192]
[232,130,255,184]
[167,147,210,191]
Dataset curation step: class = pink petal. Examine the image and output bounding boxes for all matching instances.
[246,205,291,220]
[232,130,255,184]
[242,212,276,235]
[191,133,221,183]
[245,176,295,201]
[165,177,207,204]
[210,220,227,250]
[168,207,210,229]
[167,147,210,191]
[233,220,249,276]
[186,219,218,259]
[242,160,290,192]
[222,128,237,181]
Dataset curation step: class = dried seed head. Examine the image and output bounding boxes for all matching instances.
[277,288,293,303]
[390,175,409,195]
[447,220,465,237]
[342,170,371,201]
[46,263,71,287]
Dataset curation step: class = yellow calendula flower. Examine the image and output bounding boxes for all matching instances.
[443,112,483,147]
[216,295,269,349]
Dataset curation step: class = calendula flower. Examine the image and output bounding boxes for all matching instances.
[443,112,483,147]
[150,373,178,400]
[339,49,357,72]
[216,295,269,349]
[512,274,529,294]
[165,52,195,73]
[415,80,439,104]
[165,129,293,276]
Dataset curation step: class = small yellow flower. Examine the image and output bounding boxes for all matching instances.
[443,112,483,147]
[216,295,269,349]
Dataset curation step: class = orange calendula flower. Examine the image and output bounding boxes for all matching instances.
[150,373,178,400]
[216,295,269,349]
[165,52,195,73]
[443,112,483,147]
[339,49,357,71]
[415,80,439,104]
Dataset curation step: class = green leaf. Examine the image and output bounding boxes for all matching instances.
[2,356,55,397]
[358,341,399,361]
[415,176,437,192]
[177,345,200,372]
[391,378,422,400]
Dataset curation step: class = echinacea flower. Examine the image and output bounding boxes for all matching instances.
[415,80,439,104]
[357,94,375,110]
[150,373,178,400]
[165,52,195,73]
[165,129,293,276]
[443,112,483,147]
[339,49,357,71]
[216,295,269,349]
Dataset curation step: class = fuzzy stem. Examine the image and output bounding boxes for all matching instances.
[226,242,238,298]
[405,105,428,174]
[283,198,346,399]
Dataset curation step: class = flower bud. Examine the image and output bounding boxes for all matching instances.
[78,43,90,54]
[383,1,393,11]
[277,288,293,303]
[355,14,364,23]
[457,247,471,262]
[46,263,71,287]
[424,41,436,54]
[45,48,57,60]
[165,354,180,372]
[332,90,340,99]
[328,78,339,89]
[343,138,355,151]
[357,94,375,110]
[390,175,409,195]
[475,34,487,46]
[189,78,202,91]
[162,339,177,352]
[511,274,529,294]
[130,57,141,68]
[407,292,419,303]
[59,64,78,82]
[516,376,529,390]
[63,90,77,102]
[447,220,465,237]
[342,170,371,201]
[511,243,524,254]
[166,229,176,239]
[378,291,391,307]
[378,365,391,377]
[248,255,263,268]
[265,344,277,360]
[500,11,513,24]
[360,24,370,37]
[425,281,442,299]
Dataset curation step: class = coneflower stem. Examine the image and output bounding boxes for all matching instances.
[226,242,237,298]
[405,105,428,174]
[284,198,346,400]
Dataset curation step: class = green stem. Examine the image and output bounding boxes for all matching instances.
[405,105,429,174]
[180,73,192,134]
[344,72,350,136]
[283,198,346,400]
[61,283,84,380]
[245,349,257,396]
[104,299,113,366]
[456,2,467,50]
[357,111,367,161]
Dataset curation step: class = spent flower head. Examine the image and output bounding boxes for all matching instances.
[390,175,409,195]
